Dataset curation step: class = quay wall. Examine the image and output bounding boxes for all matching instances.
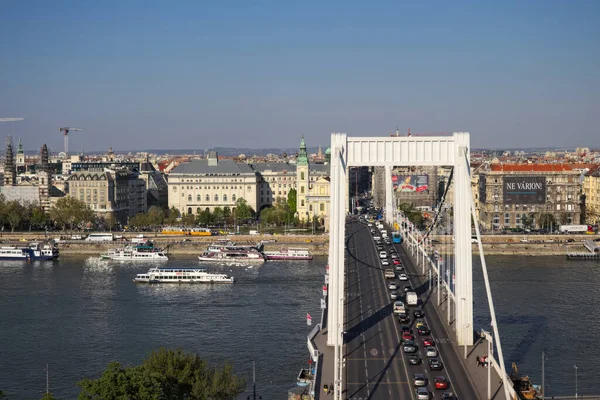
[0,232,596,256]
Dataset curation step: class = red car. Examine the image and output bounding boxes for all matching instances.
[422,337,434,347]
[393,259,401,265]
[402,331,414,341]
[434,376,449,390]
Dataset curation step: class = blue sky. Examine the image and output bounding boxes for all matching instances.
[1,0,599,152]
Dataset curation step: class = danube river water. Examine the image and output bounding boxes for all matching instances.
[0,255,598,398]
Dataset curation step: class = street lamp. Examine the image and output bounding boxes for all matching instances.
[575,365,578,399]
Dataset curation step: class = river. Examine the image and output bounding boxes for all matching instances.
[0,255,597,398]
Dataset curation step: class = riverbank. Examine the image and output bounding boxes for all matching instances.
[0,232,597,256]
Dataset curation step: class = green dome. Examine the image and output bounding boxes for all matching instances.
[325,147,331,155]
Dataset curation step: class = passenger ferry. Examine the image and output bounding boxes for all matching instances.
[0,241,60,261]
[101,242,168,261]
[133,267,234,284]
[206,241,264,253]
[198,249,265,263]
[263,248,313,260]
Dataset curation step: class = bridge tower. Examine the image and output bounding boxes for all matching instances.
[327,132,474,399]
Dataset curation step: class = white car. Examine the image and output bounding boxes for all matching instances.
[388,281,398,290]
[379,251,387,259]
[390,290,399,300]
[391,253,399,259]
[426,346,438,357]
[395,265,404,271]
[381,259,390,266]
[398,273,408,281]
[415,387,430,400]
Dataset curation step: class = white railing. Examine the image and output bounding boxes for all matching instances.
[307,323,321,362]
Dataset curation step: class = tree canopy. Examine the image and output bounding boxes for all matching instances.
[50,197,95,231]
[234,198,254,222]
[77,348,245,400]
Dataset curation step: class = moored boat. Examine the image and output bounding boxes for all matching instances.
[263,248,313,260]
[198,249,265,263]
[101,241,168,261]
[133,267,234,284]
[0,241,59,261]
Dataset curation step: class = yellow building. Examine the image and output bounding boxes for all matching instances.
[295,137,331,230]
[583,166,600,224]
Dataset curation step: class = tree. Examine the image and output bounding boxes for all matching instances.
[537,213,557,230]
[197,209,213,226]
[77,348,245,400]
[212,207,224,226]
[50,197,95,231]
[31,205,48,230]
[0,390,6,399]
[104,214,117,231]
[181,213,196,227]
[165,206,181,225]
[6,201,24,232]
[40,393,57,400]
[234,198,254,222]
[287,188,297,216]
[222,207,232,225]
[520,213,534,230]
[147,206,165,227]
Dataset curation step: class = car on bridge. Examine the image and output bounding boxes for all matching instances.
[403,284,413,292]
[408,354,422,365]
[422,337,434,347]
[393,259,401,265]
[381,259,390,266]
[403,340,417,353]
[413,308,424,318]
[379,251,387,259]
[398,273,408,280]
[388,281,398,290]
[418,325,431,335]
[428,358,443,370]
[402,331,414,341]
[397,313,410,324]
[415,387,430,400]
[441,392,457,400]
[434,376,449,390]
[412,373,427,386]
[426,346,438,357]
[394,263,403,270]
[389,290,399,300]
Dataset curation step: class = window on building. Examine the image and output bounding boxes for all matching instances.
[188,207,192,214]
[214,194,219,202]
[493,214,500,226]
[197,194,201,202]
[504,213,510,225]
[232,194,236,202]
[206,194,210,201]
[301,186,305,194]
[301,172,305,180]
[197,207,201,214]
[556,204,561,211]
[188,194,192,202]
[320,203,325,212]
[223,194,228,202]
[301,199,305,207]
[309,205,313,212]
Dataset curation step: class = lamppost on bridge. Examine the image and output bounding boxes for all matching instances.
[574,364,578,400]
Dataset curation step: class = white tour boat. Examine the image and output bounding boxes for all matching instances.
[198,249,265,263]
[101,242,168,261]
[263,248,313,260]
[133,267,234,284]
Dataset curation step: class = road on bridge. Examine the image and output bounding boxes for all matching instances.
[343,219,479,400]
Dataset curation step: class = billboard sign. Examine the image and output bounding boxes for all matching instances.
[392,175,429,193]
[503,176,546,204]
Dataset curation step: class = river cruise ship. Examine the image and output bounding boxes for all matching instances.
[133,267,234,284]
[198,249,265,263]
[263,248,313,261]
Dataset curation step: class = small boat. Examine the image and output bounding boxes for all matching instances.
[133,267,234,284]
[206,241,264,253]
[263,248,313,260]
[198,249,265,263]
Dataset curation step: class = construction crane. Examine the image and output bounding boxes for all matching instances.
[59,127,84,156]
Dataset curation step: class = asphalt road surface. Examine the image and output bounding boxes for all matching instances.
[343,219,479,400]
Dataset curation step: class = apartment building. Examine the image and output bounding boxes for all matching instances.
[583,166,600,224]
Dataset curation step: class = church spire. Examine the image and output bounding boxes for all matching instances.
[297,136,308,166]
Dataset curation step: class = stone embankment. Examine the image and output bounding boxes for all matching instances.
[0,232,596,256]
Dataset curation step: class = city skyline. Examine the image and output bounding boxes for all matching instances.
[1,1,599,151]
